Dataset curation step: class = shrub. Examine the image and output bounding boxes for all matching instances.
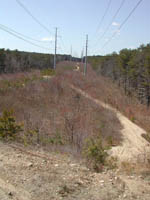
[84,133,109,172]
[40,133,64,145]
[130,116,135,123]
[23,128,39,146]
[41,69,56,76]
[0,109,23,140]
[48,131,64,145]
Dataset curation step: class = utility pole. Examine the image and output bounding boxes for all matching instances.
[70,45,72,61]
[84,34,88,75]
[81,47,84,63]
[54,27,57,69]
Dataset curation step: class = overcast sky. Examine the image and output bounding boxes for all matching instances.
[0,0,149,56]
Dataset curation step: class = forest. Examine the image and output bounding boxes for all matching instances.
[89,43,150,107]
[0,48,80,73]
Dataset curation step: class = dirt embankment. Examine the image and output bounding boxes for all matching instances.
[0,142,150,200]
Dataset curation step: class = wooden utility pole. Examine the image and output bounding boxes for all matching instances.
[81,47,84,63]
[70,45,72,61]
[84,34,88,75]
[54,27,57,69]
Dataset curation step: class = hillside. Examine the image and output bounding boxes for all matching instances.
[0,61,150,199]
[71,84,150,163]
[88,43,150,107]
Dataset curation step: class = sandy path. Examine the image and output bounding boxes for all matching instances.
[71,85,150,163]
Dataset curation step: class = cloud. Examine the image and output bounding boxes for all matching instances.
[116,30,120,35]
[98,28,103,34]
[129,46,135,49]
[104,38,109,42]
[0,37,5,41]
[41,37,54,42]
[112,22,120,27]
[113,29,121,36]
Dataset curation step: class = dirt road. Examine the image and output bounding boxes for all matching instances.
[71,85,150,163]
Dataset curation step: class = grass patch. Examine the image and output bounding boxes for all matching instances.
[142,133,150,143]
[41,69,56,76]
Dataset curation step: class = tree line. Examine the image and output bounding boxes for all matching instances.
[0,49,80,74]
[88,43,150,107]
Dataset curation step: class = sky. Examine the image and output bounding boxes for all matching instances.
[0,0,149,57]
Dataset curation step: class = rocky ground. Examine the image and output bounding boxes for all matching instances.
[0,141,150,200]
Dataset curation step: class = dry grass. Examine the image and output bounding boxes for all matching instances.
[1,61,150,176]
[1,61,150,171]
[57,62,150,172]
[60,62,150,135]
[0,64,123,160]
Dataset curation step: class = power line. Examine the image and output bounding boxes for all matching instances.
[0,25,51,51]
[119,0,143,30]
[58,31,68,54]
[16,0,67,55]
[93,0,144,54]
[92,0,112,39]
[91,0,126,48]
[16,0,52,35]
[58,37,65,53]
[0,23,49,44]
[60,37,66,51]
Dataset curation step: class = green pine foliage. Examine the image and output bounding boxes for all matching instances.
[84,133,109,172]
[0,109,23,140]
[41,68,56,76]
[89,43,150,106]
